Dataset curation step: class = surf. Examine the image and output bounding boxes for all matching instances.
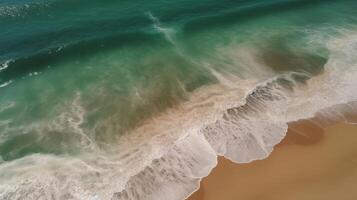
[1,0,357,200]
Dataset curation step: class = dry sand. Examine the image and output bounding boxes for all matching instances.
[187,119,357,200]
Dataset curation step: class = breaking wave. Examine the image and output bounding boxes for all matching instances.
[1,29,357,200]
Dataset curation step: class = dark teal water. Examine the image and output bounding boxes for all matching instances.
[1,0,357,199]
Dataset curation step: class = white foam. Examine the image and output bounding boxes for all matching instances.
[1,31,357,200]
[147,12,176,45]
[54,92,95,149]
[0,80,13,88]
[0,101,15,113]
[101,30,357,199]
[0,60,12,72]
[0,2,50,17]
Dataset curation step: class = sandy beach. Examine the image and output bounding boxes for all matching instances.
[188,119,357,200]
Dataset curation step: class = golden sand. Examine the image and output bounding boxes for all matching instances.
[188,120,357,200]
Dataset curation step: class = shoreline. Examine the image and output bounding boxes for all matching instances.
[187,118,357,200]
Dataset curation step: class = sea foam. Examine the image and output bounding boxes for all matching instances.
[1,31,357,200]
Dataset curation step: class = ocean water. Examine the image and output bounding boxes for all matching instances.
[1,0,357,199]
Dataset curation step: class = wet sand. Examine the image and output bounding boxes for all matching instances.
[188,119,357,200]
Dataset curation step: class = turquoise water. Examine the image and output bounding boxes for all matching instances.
[1,0,357,199]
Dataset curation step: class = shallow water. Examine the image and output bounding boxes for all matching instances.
[1,0,357,199]
[189,122,357,200]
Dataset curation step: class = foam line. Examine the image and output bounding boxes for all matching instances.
[1,30,357,200]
